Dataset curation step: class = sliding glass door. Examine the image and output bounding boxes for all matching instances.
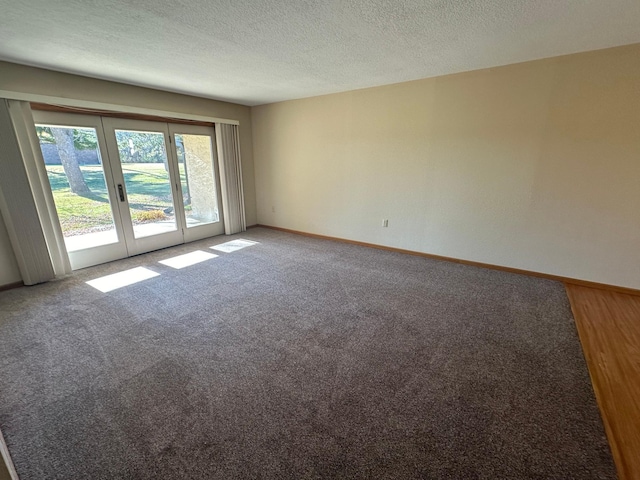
[32,111,224,269]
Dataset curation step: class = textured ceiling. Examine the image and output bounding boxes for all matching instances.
[1,0,640,106]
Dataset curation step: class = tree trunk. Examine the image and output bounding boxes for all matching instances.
[51,128,91,195]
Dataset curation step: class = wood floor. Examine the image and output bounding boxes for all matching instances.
[0,434,14,480]
[566,284,640,480]
[0,461,9,480]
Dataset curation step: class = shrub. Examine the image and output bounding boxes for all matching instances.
[133,209,167,223]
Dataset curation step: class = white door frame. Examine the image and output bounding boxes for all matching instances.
[32,110,129,269]
[102,117,185,256]
[168,123,225,243]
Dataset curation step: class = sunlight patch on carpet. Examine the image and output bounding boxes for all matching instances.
[210,239,258,253]
[158,250,218,269]
[86,267,160,292]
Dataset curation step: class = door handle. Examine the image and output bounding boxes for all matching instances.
[117,184,125,202]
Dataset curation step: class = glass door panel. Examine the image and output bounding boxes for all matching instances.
[36,125,119,250]
[175,133,219,226]
[102,118,185,256]
[169,124,224,242]
[113,129,178,239]
[31,111,129,270]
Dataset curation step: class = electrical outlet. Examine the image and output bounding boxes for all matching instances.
[271,206,275,213]
[382,219,388,227]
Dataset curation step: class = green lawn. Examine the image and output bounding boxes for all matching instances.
[47,163,187,236]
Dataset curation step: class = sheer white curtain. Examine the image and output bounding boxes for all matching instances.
[0,99,71,285]
[215,123,246,235]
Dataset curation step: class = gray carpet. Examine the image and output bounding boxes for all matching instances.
[0,228,616,479]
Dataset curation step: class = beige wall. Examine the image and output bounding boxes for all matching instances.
[252,44,640,290]
[0,61,257,286]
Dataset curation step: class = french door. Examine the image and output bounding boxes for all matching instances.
[32,111,224,269]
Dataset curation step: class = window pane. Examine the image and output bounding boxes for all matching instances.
[114,130,177,239]
[174,133,220,228]
[36,125,118,252]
